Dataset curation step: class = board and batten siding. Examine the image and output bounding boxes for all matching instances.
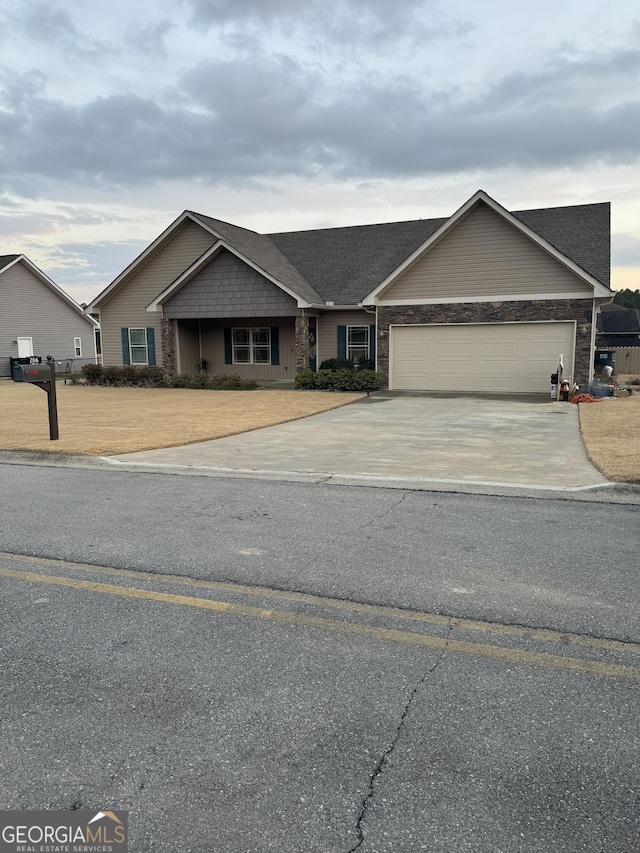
[99,220,216,366]
[317,310,375,365]
[177,317,296,380]
[380,201,594,303]
[0,260,96,377]
[164,249,300,319]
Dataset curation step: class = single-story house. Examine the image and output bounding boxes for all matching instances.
[1,254,99,378]
[88,190,612,393]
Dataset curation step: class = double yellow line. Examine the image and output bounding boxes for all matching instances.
[1,553,639,683]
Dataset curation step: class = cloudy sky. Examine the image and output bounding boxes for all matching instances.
[0,0,639,305]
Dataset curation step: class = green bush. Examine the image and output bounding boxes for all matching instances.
[332,367,357,391]
[314,369,336,390]
[350,369,382,393]
[294,369,317,390]
[319,358,355,371]
[81,363,103,384]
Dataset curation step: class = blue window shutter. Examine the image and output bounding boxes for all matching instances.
[224,327,232,364]
[121,328,130,365]
[146,327,156,366]
[270,327,280,365]
[337,325,346,360]
[369,324,376,363]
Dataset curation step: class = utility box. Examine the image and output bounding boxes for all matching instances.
[14,363,52,383]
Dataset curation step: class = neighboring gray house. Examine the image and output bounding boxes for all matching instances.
[0,254,98,378]
[88,190,612,393]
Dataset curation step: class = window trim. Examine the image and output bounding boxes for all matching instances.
[128,328,149,365]
[74,337,82,357]
[346,325,370,362]
[232,327,272,365]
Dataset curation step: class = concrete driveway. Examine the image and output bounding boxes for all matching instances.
[108,393,610,491]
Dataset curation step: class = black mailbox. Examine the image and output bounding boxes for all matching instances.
[16,363,52,383]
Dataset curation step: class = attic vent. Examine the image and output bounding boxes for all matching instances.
[326,301,334,306]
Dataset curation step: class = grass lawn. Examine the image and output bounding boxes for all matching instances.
[578,391,640,483]
[0,381,364,456]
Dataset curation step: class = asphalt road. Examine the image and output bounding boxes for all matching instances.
[1,462,638,852]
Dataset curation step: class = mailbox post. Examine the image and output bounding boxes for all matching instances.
[13,356,59,440]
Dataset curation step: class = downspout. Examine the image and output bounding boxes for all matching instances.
[363,304,377,371]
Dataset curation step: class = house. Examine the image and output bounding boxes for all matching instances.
[1,255,99,378]
[596,303,640,347]
[88,190,612,394]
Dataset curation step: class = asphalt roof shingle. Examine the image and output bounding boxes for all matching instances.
[183,198,611,306]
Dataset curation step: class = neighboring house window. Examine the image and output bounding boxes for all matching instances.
[347,326,370,363]
[74,337,82,357]
[232,327,271,364]
[129,328,149,364]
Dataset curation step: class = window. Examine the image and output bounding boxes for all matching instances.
[129,328,148,364]
[347,326,370,363]
[232,328,271,364]
[74,337,82,357]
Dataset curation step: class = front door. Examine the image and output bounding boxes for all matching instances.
[17,337,33,358]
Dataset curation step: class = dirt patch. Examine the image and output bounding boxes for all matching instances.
[0,382,365,456]
[578,393,640,482]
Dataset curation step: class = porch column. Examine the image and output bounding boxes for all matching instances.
[161,318,177,377]
[295,315,310,373]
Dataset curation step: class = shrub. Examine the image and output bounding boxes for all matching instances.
[313,369,336,390]
[356,357,375,371]
[350,369,382,393]
[294,369,317,390]
[319,358,354,371]
[332,367,358,391]
[81,363,103,384]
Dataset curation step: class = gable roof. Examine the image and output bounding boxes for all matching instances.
[363,190,611,303]
[89,191,611,312]
[597,305,640,334]
[0,254,98,326]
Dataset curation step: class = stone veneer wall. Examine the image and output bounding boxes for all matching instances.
[295,316,310,373]
[377,299,594,389]
[161,318,177,377]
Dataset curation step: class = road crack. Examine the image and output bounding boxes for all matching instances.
[345,620,452,853]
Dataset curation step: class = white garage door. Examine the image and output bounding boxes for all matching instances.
[390,322,575,393]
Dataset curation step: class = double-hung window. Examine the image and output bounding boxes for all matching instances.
[232,328,271,364]
[129,328,148,364]
[346,326,370,363]
[74,337,82,357]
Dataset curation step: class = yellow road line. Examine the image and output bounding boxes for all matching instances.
[0,550,637,657]
[1,566,639,683]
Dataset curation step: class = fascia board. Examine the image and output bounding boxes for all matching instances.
[363,189,611,302]
[147,239,312,311]
[375,291,597,306]
[6,255,99,327]
[87,210,196,311]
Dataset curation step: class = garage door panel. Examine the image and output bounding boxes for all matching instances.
[391,322,575,393]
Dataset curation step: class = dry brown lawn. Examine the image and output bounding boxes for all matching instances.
[0,381,364,456]
[578,392,640,482]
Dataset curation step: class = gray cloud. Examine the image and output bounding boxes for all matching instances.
[46,240,150,287]
[17,1,110,59]
[0,35,638,195]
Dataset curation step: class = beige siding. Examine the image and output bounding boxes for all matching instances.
[390,322,575,393]
[381,202,593,302]
[176,319,201,374]
[317,310,375,364]
[193,317,296,380]
[99,221,216,365]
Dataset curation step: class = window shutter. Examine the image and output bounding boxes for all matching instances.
[270,327,280,366]
[369,324,376,363]
[224,327,232,364]
[121,328,130,365]
[337,325,346,360]
[146,327,156,366]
